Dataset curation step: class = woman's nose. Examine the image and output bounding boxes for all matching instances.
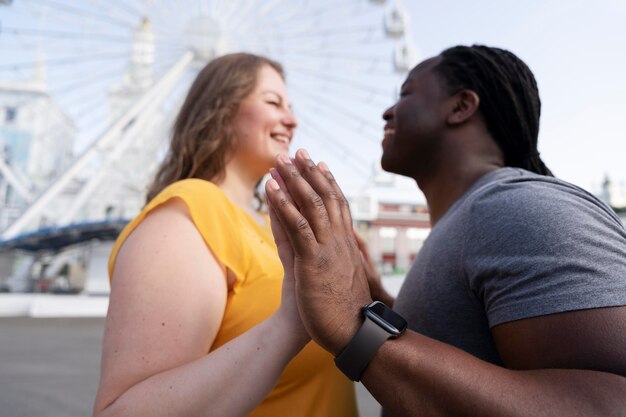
[283,110,298,130]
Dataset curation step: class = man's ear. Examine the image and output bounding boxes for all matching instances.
[446,89,480,126]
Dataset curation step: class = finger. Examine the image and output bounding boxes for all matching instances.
[292,150,346,232]
[274,153,333,244]
[353,228,372,262]
[268,199,296,283]
[317,161,354,237]
[269,167,295,208]
[265,177,320,258]
[353,229,379,276]
[353,228,368,256]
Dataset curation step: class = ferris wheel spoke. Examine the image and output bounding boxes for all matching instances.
[235,0,313,33]
[253,0,366,34]
[296,115,373,179]
[100,0,145,23]
[84,0,144,31]
[233,0,308,34]
[37,98,107,154]
[61,109,105,142]
[0,51,132,72]
[220,0,251,23]
[232,24,383,49]
[289,66,394,102]
[271,32,399,49]
[277,49,387,66]
[227,0,266,33]
[296,60,405,77]
[49,66,127,96]
[54,79,109,110]
[290,83,383,139]
[255,0,289,18]
[314,36,401,49]
[277,42,392,57]
[21,0,139,31]
[288,0,363,23]
[151,27,195,46]
[148,2,183,32]
[153,49,192,76]
[0,27,131,43]
[0,158,34,204]
[150,37,188,52]
[58,108,163,224]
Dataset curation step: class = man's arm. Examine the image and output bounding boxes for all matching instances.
[265,149,626,417]
[362,307,626,417]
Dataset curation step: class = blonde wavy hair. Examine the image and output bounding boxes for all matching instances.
[146,53,284,202]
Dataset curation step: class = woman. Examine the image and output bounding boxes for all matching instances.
[93,53,358,417]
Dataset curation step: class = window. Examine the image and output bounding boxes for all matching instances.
[407,227,426,253]
[379,227,397,252]
[5,107,17,123]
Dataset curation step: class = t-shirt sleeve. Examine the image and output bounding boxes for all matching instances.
[463,178,626,327]
[112,179,249,287]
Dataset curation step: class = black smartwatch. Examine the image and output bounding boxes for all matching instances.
[334,301,407,381]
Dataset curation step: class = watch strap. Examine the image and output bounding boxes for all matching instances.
[334,315,393,381]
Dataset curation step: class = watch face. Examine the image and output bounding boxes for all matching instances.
[365,301,407,335]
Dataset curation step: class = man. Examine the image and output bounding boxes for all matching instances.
[265,45,626,416]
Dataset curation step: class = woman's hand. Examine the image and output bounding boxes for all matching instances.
[353,229,395,307]
[268,168,311,348]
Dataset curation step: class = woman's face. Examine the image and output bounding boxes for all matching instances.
[230,65,297,175]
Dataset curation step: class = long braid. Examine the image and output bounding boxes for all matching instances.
[436,45,553,176]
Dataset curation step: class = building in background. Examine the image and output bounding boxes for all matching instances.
[108,17,155,124]
[597,175,626,209]
[0,20,162,293]
[0,56,76,292]
[596,175,626,225]
[0,56,75,231]
[351,167,430,275]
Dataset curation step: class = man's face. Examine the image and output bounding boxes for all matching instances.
[380,56,450,178]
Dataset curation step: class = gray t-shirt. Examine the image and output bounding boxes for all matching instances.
[393,167,626,365]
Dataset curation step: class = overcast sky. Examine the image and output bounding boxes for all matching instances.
[401,0,626,193]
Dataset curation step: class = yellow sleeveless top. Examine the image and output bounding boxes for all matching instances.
[108,179,357,417]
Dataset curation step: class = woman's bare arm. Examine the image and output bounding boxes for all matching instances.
[93,199,308,417]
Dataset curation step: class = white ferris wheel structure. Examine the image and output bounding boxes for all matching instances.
[0,0,418,243]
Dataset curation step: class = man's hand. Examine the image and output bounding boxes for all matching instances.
[265,150,372,355]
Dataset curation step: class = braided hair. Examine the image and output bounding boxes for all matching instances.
[435,45,553,176]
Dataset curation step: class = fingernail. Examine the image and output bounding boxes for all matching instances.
[299,149,310,159]
[318,161,330,172]
[267,178,280,190]
[278,153,291,164]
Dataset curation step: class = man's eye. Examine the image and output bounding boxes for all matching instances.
[268,101,280,107]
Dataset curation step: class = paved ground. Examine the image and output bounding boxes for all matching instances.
[0,317,381,417]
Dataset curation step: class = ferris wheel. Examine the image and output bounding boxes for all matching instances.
[0,0,418,240]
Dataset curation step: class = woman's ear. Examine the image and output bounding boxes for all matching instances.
[446,89,480,126]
